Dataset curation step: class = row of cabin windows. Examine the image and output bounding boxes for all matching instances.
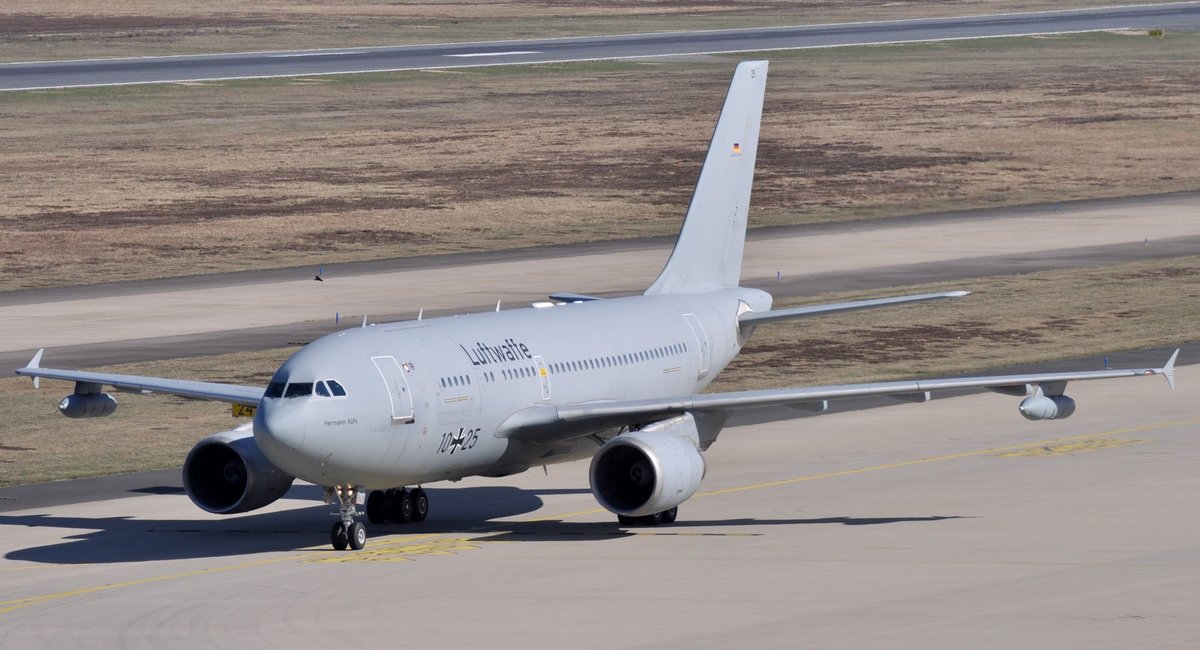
[439,375,472,389]
[264,379,348,399]
[471,342,688,384]
[548,342,686,375]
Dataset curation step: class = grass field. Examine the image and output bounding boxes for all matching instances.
[3,255,1197,487]
[0,1,1161,61]
[2,31,1198,291]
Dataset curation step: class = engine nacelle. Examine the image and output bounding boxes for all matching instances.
[58,392,118,418]
[1019,394,1076,421]
[183,424,294,514]
[589,413,706,518]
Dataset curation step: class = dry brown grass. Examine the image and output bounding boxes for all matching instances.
[2,32,1199,292]
[0,1,1157,61]
[3,256,1197,487]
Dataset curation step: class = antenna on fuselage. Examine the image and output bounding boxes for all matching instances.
[417,308,424,321]
[496,300,502,312]
[361,315,368,328]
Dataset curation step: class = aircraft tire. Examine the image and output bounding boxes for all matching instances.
[331,522,349,551]
[366,490,387,524]
[411,488,429,522]
[617,514,638,526]
[659,507,678,524]
[389,489,414,523]
[637,512,663,526]
[348,522,367,550]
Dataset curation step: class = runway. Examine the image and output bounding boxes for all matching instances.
[2,3,1199,90]
[1,364,1195,647]
[4,191,1200,372]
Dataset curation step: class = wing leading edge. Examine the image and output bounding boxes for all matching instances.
[16,349,264,406]
[497,350,1179,444]
[738,291,970,332]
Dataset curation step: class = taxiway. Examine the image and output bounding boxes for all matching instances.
[2,3,1199,90]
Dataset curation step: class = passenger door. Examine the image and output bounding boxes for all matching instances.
[371,355,415,424]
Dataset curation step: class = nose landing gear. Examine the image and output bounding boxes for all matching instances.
[327,484,367,550]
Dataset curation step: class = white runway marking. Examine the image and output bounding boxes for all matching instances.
[444,50,542,58]
[267,51,357,58]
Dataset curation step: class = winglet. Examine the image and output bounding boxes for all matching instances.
[25,348,44,389]
[1161,348,1179,390]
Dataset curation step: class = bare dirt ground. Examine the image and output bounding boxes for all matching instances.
[2,32,1199,291]
[0,1,1156,61]
[3,255,1197,487]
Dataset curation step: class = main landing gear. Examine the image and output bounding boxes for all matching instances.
[326,486,431,550]
[617,507,678,527]
[365,487,429,525]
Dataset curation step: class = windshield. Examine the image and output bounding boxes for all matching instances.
[264,381,286,399]
[283,382,314,398]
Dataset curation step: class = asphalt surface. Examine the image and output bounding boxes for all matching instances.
[2,3,1199,90]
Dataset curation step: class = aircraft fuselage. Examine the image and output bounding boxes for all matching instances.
[253,288,772,488]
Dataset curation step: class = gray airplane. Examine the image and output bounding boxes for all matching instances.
[17,61,1178,551]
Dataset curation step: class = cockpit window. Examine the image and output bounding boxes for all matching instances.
[284,382,314,398]
[327,380,347,397]
[264,381,286,399]
[314,381,331,397]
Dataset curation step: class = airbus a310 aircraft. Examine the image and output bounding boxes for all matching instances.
[18,61,1177,550]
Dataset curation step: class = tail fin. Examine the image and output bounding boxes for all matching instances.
[645,60,768,295]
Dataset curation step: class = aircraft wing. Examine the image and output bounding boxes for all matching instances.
[738,291,969,332]
[497,350,1178,444]
[16,350,263,406]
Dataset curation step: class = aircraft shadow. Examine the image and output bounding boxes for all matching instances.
[2,481,968,563]
[2,485,557,564]
[457,515,972,543]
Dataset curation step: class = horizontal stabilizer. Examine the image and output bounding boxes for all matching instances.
[549,292,604,303]
[739,290,969,333]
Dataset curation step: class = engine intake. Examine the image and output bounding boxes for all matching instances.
[58,392,118,418]
[183,425,294,514]
[590,413,706,518]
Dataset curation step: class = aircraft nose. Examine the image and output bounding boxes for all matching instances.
[253,400,307,454]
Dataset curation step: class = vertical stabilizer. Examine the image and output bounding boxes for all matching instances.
[645,60,768,295]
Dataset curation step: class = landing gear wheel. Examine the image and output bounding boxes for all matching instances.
[366,490,387,524]
[659,507,678,524]
[617,514,638,526]
[388,489,414,523]
[348,522,367,550]
[410,488,429,522]
[331,522,349,550]
[637,512,664,526]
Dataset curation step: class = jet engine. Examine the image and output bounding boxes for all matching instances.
[1018,393,1076,421]
[589,413,706,518]
[58,392,118,418]
[183,424,294,514]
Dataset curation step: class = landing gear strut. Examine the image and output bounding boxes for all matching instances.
[364,487,430,525]
[328,484,367,550]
